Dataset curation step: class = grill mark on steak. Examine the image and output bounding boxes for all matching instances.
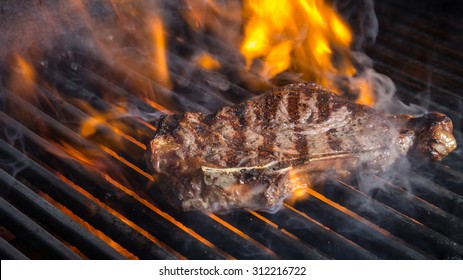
[260,91,282,157]
[326,128,343,151]
[316,92,332,123]
[186,113,208,153]
[288,90,308,156]
[229,103,248,166]
[233,102,248,128]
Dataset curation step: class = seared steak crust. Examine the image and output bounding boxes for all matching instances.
[149,82,457,212]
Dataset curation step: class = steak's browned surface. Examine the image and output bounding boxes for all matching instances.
[148,82,457,212]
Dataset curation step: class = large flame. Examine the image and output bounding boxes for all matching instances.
[178,0,375,105]
[240,0,374,105]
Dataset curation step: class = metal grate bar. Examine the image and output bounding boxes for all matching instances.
[0,168,125,259]
[416,163,463,198]
[256,205,378,259]
[370,175,463,242]
[0,196,82,259]
[397,171,463,220]
[216,211,329,260]
[0,137,179,260]
[0,236,29,260]
[330,180,463,259]
[293,188,428,259]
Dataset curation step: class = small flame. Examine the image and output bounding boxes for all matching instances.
[8,55,37,101]
[354,78,375,106]
[149,16,172,90]
[195,53,221,70]
[78,105,146,152]
[47,141,106,170]
[285,167,312,205]
[14,55,36,81]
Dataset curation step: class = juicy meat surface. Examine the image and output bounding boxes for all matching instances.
[148,82,457,212]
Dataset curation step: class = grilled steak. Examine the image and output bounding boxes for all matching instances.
[148,82,457,212]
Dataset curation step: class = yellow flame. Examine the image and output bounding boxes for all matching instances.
[331,16,352,45]
[240,0,355,90]
[263,40,293,78]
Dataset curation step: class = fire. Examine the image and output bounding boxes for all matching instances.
[353,77,376,106]
[149,16,172,90]
[8,55,37,102]
[14,55,36,82]
[178,0,376,104]
[240,0,374,103]
[77,102,147,150]
[285,167,312,205]
[46,140,107,170]
[195,53,221,70]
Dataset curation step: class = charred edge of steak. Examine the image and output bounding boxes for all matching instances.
[407,112,457,161]
[155,114,183,136]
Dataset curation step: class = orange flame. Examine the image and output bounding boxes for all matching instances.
[179,0,376,105]
[47,140,106,171]
[285,167,312,205]
[353,77,375,106]
[149,16,172,90]
[195,53,221,70]
[241,0,355,87]
[8,55,37,101]
[77,102,147,150]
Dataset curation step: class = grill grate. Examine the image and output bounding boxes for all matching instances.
[1,0,462,259]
